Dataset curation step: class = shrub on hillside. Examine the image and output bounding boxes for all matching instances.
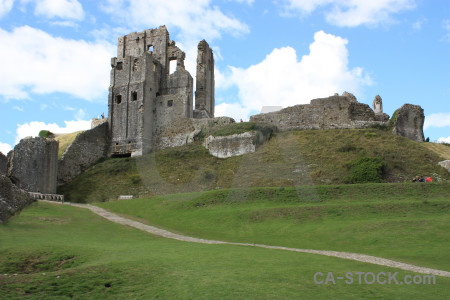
[38,130,53,138]
[345,156,385,184]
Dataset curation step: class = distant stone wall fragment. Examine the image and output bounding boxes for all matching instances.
[58,122,110,185]
[250,95,388,131]
[91,117,108,129]
[204,131,258,158]
[8,137,58,194]
[438,160,450,173]
[0,174,34,224]
[391,104,424,142]
[204,128,271,158]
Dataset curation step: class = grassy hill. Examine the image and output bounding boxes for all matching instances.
[58,128,450,203]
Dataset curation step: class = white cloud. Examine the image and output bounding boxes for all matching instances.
[0,0,14,18]
[215,102,254,122]
[412,18,426,30]
[443,19,450,42]
[280,0,416,27]
[50,20,78,27]
[437,136,450,144]
[0,26,115,101]
[234,0,254,4]
[221,31,372,118]
[33,0,84,20]
[424,113,450,130]
[0,142,12,155]
[100,0,249,43]
[15,120,91,144]
[12,105,24,111]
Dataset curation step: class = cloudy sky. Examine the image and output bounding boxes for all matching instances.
[0,0,449,154]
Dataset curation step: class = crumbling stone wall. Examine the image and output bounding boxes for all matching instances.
[250,95,388,131]
[91,117,108,129]
[8,137,58,194]
[391,104,424,142]
[0,152,7,175]
[155,116,234,150]
[195,40,215,118]
[0,174,34,224]
[203,125,272,158]
[58,122,109,185]
[204,131,258,158]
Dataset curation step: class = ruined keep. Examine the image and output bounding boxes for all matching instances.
[108,26,215,157]
[7,137,58,194]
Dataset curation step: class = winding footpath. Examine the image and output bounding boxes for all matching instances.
[40,200,450,278]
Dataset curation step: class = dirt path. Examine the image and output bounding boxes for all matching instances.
[40,200,450,278]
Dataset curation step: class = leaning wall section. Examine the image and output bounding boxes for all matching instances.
[58,122,110,185]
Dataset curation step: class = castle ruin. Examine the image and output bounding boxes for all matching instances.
[108,26,215,157]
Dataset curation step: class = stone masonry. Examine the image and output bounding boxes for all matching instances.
[58,121,110,185]
[7,137,58,194]
[0,152,7,175]
[250,93,388,131]
[108,26,215,157]
[0,174,34,224]
[194,40,215,118]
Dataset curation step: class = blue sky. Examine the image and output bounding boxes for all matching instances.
[0,0,449,155]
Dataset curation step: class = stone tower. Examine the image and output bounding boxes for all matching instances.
[108,26,194,157]
[194,40,215,118]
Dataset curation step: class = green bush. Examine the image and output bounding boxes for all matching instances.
[345,156,385,183]
[38,130,53,138]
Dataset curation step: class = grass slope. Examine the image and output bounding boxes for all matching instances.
[59,128,450,202]
[422,142,450,160]
[1,202,449,299]
[55,131,83,159]
[98,182,450,271]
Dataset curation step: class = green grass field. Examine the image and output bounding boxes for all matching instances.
[58,128,450,203]
[97,183,450,271]
[1,200,449,299]
[3,128,449,298]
